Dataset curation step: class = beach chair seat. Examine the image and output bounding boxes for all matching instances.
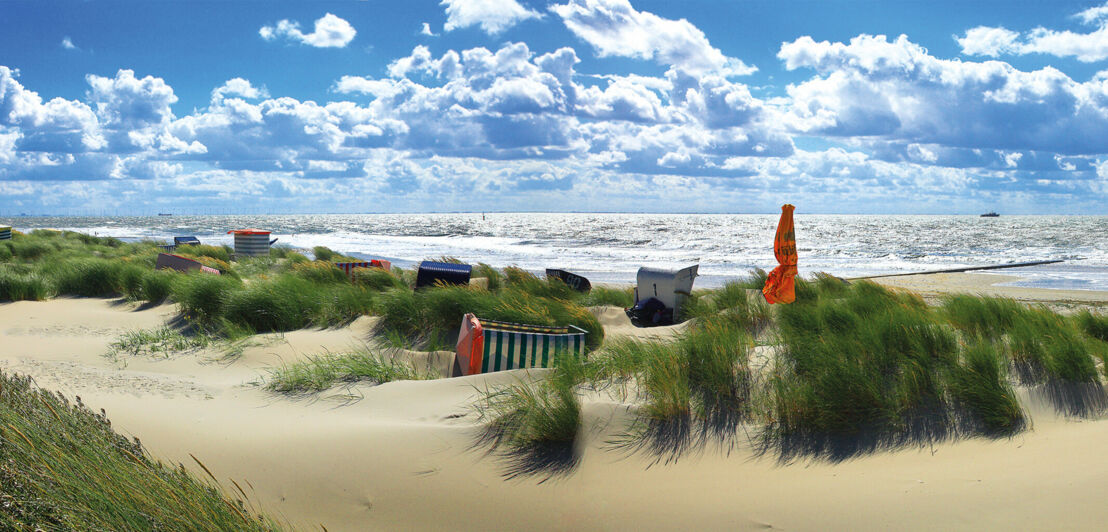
[454,313,587,376]
[416,261,471,289]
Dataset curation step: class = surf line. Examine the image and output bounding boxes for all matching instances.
[846,259,1064,281]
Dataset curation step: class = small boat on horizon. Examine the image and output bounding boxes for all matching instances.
[157,213,173,216]
[980,212,999,217]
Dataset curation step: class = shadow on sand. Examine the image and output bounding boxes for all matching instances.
[751,404,1029,464]
[471,424,581,483]
[606,400,1033,466]
[1033,380,1108,418]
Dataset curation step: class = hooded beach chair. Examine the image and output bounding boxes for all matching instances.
[545,268,592,292]
[155,253,221,275]
[174,236,201,246]
[416,261,471,289]
[630,264,699,324]
[0,226,11,241]
[455,313,588,376]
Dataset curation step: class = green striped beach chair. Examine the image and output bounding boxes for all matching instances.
[476,318,588,374]
[0,226,11,241]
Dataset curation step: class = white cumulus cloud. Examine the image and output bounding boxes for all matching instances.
[957,2,1108,62]
[441,0,541,35]
[259,13,356,48]
[779,34,1108,154]
[550,0,755,76]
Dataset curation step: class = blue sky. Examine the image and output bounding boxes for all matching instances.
[2,0,1108,215]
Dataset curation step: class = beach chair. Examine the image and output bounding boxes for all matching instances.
[155,253,221,275]
[227,229,271,256]
[334,260,392,281]
[630,264,699,325]
[174,236,201,246]
[0,226,11,241]
[416,261,471,289]
[545,268,592,292]
[455,313,588,376]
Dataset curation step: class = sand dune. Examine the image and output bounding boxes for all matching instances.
[3,276,1108,530]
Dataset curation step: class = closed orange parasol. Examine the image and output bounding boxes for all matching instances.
[763,204,797,304]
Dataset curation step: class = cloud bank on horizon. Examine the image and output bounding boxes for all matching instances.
[1,0,1107,214]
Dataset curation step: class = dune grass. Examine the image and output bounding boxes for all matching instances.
[947,341,1025,433]
[351,266,406,291]
[108,326,214,358]
[479,276,1083,465]
[1076,310,1108,342]
[265,349,425,394]
[580,285,634,308]
[0,370,280,531]
[477,354,584,449]
[376,283,603,350]
[0,268,51,301]
[768,281,1027,437]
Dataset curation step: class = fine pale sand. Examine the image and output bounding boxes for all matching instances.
[3,274,1108,531]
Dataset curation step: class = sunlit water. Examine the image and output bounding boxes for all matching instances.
[4,213,1106,290]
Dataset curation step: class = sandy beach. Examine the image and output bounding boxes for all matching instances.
[3,273,1108,531]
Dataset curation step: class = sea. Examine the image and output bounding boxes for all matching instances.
[3,214,1107,291]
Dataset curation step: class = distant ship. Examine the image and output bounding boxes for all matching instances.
[157,213,173,216]
[980,212,999,217]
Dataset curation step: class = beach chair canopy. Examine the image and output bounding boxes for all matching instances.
[416,261,472,289]
[174,236,201,246]
[0,226,11,241]
[454,313,587,376]
[635,264,699,313]
[546,269,592,292]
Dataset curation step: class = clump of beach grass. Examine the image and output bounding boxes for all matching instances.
[170,272,243,322]
[503,266,576,300]
[682,316,754,422]
[0,268,52,301]
[942,294,1025,340]
[0,370,280,531]
[580,285,634,308]
[288,260,349,284]
[769,281,987,439]
[108,326,213,358]
[351,266,406,291]
[221,276,322,332]
[1076,310,1108,343]
[477,354,585,449]
[947,341,1025,433]
[311,246,337,261]
[265,349,424,394]
[682,280,771,333]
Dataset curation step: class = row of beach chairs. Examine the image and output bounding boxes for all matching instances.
[146,232,696,378]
